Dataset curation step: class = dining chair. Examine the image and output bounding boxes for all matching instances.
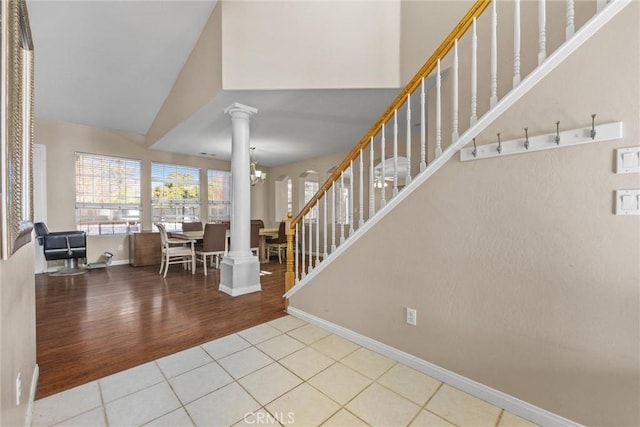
[156,223,196,278]
[251,219,265,228]
[196,223,227,276]
[266,221,287,263]
[182,221,204,250]
[250,222,261,257]
[182,221,203,232]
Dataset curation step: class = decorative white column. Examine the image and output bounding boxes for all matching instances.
[219,102,261,297]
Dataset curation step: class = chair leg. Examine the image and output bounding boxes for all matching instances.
[162,257,169,278]
[191,254,195,274]
[159,253,164,275]
[203,254,207,276]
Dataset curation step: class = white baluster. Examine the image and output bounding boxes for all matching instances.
[308,213,313,272]
[340,171,345,244]
[435,59,442,158]
[301,216,306,278]
[420,77,427,171]
[566,0,575,40]
[405,94,412,185]
[349,161,354,236]
[538,0,546,65]
[369,138,375,218]
[331,183,336,253]
[315,198,320,267]
[393,110,399,197]
[470,18,478,126]
[295,222,299,283]
[359,149,364,227]
[381,125,386,207]
[490,0,498,108]
[323,191,328,259]
[513,0,521,87]
[452,39,459,142]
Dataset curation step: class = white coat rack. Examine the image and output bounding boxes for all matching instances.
[460,120,623,162]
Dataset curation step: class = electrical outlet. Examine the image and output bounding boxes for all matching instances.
[15,373,22,406]
[406,308,417,326]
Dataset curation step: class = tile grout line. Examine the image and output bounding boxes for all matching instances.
[419,381,466,427]
[43,316,502,427]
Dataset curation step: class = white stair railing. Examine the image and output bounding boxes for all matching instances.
[285,0,631,298]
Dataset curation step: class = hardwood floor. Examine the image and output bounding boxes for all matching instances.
[35,261,287,400]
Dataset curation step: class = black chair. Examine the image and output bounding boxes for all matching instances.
[34,222,87,275]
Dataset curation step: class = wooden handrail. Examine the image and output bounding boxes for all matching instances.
[291,0,492,228]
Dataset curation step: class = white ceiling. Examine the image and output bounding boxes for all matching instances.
[28,0,401,167]
[29,0,218,135]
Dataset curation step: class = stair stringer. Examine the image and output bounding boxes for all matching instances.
[285,0,632,300]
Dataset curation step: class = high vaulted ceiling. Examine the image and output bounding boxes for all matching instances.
[29,0,218,136]
[28,0,402,167]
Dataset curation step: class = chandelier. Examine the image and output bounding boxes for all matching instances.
[250,147,267,186]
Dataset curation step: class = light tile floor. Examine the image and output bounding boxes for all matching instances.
[33,316,540,427]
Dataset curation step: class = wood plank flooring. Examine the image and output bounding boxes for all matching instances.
[35,261,287,400]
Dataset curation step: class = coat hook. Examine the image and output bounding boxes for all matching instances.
[524,128,529,150]
[472,138,477,158]
[555,121,560,145]
[590,114,597,140]
[497,133,502,154]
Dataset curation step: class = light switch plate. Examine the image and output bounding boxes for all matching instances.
[615,190,640,215]
[616,147,640,173]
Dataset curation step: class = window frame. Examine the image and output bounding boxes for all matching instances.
[151,162,201,231]
[75,152,142,236]
[207,168,232,222]
[303,179,319,222]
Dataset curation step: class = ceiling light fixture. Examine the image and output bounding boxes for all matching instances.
[250,147,267,186]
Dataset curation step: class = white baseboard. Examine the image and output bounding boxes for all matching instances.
[287,306,582,427]
[219,284,262,297]
[24,364,39,427]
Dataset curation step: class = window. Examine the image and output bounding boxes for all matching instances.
[151,162,200,231]
[275,177,292,221]
[304,180,319,222]
[335,183,350,225]
[208,169,231,222]
[75,153,141,235]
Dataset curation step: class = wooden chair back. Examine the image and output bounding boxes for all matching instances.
[202,223,227,253]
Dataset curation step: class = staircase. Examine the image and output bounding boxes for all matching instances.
[283,0,632,299]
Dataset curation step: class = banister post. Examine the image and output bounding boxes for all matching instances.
[285,212,295,310]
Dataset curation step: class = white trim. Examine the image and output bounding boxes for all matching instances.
[24,364,39,427]
[218,283,261,297]
[460,121,623,161]
[33,144,47,274]
[287,307,582,427]
[285,0,632,299]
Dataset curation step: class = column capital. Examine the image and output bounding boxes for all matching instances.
[224,102,258,118]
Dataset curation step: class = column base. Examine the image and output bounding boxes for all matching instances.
[219,254,261,297]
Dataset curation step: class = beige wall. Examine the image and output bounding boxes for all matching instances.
[146,3,223,145]
[0,243,36,427]
[290,3,639,426]
[265,150,350,226]
[221,1,401,90]
[400,1,473,85]
[36,118,237,263]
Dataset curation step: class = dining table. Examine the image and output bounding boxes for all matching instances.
[169,227,279,263]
